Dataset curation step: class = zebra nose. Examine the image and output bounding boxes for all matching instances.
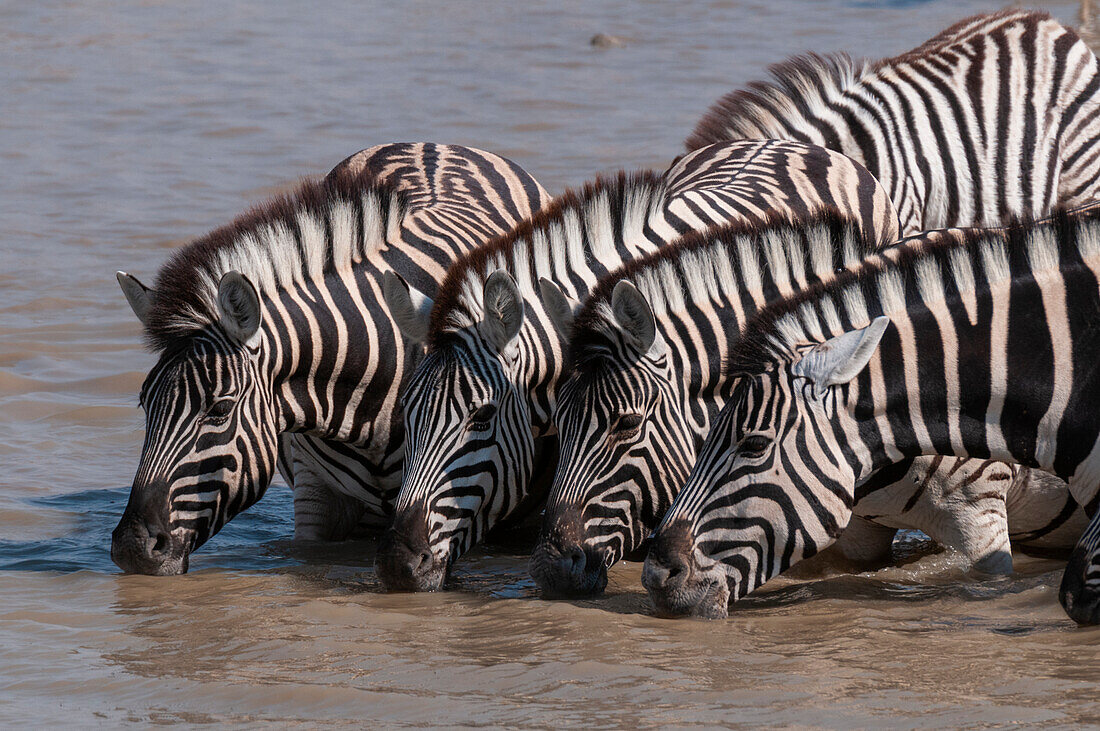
[111,511,184,575]
[147,524,170,557]
[641,521,695,595]
[376,517,447,592]
[530,532,609,597]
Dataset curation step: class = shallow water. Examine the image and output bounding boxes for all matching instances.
[2,0,1099,726]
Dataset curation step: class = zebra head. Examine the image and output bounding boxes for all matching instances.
[378,270,532,591]
[643,317,890,618]
[531,280,692,597]
[111,271,279,575]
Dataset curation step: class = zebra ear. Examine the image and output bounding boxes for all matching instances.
[611,280,656,353]
[117,271,153,325]
[383,270,433,344]
[480,270,525,352]
[792,316,890,394]
[538,278,580,342]
[217,271,262,345]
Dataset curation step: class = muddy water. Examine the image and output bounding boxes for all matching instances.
[2,0,1099,726]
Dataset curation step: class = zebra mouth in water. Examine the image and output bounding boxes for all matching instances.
[642,563,729,620]
[641,519,730,619]
[528,540,611,598]
[1059,547,1100,626]
[375,531,453,592]
[110,518,193,576]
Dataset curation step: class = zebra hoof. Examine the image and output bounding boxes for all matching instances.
[1059,548,1100,626]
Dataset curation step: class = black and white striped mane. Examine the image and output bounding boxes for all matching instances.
[565,208,877,367]
[426,170,668,347]
[728,203,1100,377]
[685,9,1054,151]
[142,170,407,352]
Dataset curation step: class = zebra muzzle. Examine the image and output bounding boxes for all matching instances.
[110,512,189,576]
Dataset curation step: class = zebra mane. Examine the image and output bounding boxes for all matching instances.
[142,169,407,352]
[426,170,668,346]
[728,202,1100,377]
[567,208,878,366]
[685,9,1054,152]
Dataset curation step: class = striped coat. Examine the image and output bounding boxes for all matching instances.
[376,139,899,591]
[111,143,549,574]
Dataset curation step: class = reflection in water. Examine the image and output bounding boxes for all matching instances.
[3,0,1100,725]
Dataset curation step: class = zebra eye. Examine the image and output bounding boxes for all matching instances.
[739,434,771,456]
[614,413,643,434]
[469,403,497,429]
[206,398,234,421]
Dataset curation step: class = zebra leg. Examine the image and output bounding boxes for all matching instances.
[1060,502,1100,625]
[855,457,1014,574]
[909,458,1014,575]
[290,450,366,541]
[825,516,898,568]
[1006,467,1087,553]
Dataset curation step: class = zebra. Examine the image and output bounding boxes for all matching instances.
[682,6,1100,562]
[379,138,900,591]
[531,213,1086,596]
[110,143,549,575]
[641,202,1100,625]
[687,9,1100,236]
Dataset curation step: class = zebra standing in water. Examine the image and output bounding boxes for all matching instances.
[379,139,899,591]
[531,213,1087,596]
[111,143,549,574]
[642,204,1100,625]
[684,7,1100,555]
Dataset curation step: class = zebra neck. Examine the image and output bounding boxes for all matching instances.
[663,306,745,438]
[259,275,409,445]
[516,311,563,435]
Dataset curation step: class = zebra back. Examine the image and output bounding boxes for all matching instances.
[687,9,1100,234]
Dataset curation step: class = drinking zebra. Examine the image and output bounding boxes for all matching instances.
[642,203,1100,625]
[688,9,1100,235]
[531,213,1085,596]
[111,143,549,574]
[378,139,899,591]
[682,7,1100,563]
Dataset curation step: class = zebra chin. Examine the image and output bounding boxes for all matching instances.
[1058,547,1100,626]
[641,520,729,620]
[110,513,192,576]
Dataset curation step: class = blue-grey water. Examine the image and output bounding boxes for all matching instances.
[2,0,1099,726]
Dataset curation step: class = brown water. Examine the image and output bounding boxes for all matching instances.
[3,1,1100,726]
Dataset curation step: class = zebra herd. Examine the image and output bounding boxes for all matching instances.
[111,10,1100,626]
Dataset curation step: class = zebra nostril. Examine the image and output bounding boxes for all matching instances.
[150,532,169,555]
[414,550,433,574]
[569,548,586,572]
